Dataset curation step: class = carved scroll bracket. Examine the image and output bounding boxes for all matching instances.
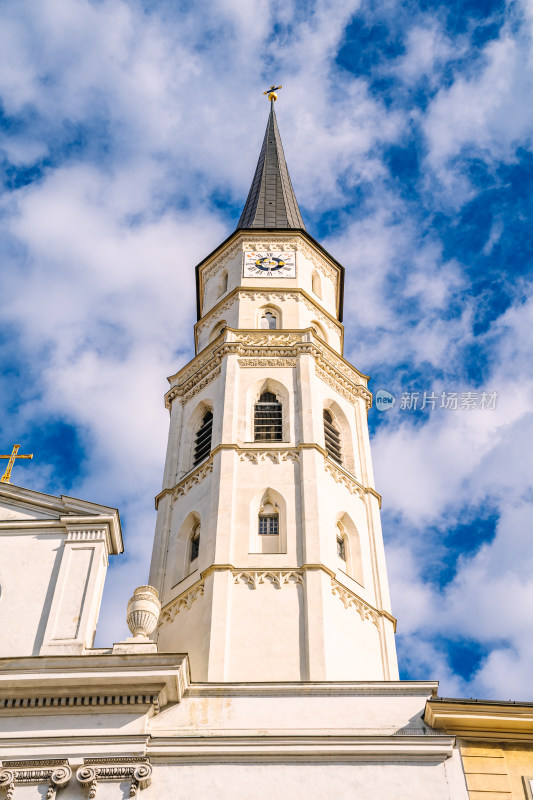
[76,759,152,798]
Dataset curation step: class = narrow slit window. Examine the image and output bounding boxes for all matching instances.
[323,410,342,464]
[254,392,282,441]
[337,534,346,561]
[190,528,200,562]
[259,515,279,535]
[193,410,213,466]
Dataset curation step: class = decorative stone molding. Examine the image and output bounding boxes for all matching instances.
[0,761,72,799]
[242,239,298,252]
[323,460,365,499]
[76,759,152,798]
[195,289,342,341]
[65,528,107,542]
[166,332,369,410]
[237,449,300,464]
[233,570,304,589]
[298,239,339,288]
[238,358,297,368]
[235,332,302,346]
[173,460,213,498]
[127,586,161,639]
[200,240,245,284]
[159,581,205,624]
[181,365,222,404]
[316,364,372,409]
[331,580,380,628]
[0,693,159,712]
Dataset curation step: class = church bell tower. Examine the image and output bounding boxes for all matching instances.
[149,97,399,683]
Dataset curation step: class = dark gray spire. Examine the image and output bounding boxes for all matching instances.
[237,103,305,230]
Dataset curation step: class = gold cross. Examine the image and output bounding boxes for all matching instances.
[0,444,33,484]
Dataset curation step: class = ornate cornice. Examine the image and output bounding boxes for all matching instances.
[156,445,379,508]
[158,565,395,632]
[165,328,370,410]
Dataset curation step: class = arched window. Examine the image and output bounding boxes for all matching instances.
[193,410,213,466]
[336,523,346,562]
[323,410,342,464]
[190,524,200,563]
[312,270,322,298]
[254,392,282,441]
[258,500,279,536]
[261,310,277,329]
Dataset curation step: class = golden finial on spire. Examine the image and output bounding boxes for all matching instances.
[263,85,283,102]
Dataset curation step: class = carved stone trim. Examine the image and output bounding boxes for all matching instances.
[173,460,213,499]
[235,332,302,346]
[159,581,205,624]
[331,580,380,628]
[167,331,370,410]
[200,241,246,284]
[233,570,304,589]
[323,460,365,499]
[77,759,152,798]
[0,761,72,799]
[65,529,107,542]
[238,358,297,368]
[237,449,300,464]
[315,364,372,409]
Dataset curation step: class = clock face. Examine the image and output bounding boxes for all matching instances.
[243,251,296,278]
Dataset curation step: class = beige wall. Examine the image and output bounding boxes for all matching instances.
[460,740,533,800]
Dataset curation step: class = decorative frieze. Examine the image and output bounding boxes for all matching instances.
[0,761,72,799]
[315,364,372,409]
[166,330,369,410]
[323,460,365,499]
[65,528,107,542]
[173,460,213,498]
[238,449,300,464]
[233,570,304,589]
[238,358,297,368]
[159,581,205,624]
[200,240,244,283]
[331,580,380,628]
[76,759,152,798]
[235,332,302,346]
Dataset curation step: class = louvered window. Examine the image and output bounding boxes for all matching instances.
[190,528,200,562]
[254,392,282,441]
[259,515,279,535]
[193,410,213,466]
[323,410,342,464]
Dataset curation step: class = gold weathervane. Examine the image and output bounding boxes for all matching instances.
[263,85,283,102]
[0,444,33,484]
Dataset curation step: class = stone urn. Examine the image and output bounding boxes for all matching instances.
[126,585,161,639]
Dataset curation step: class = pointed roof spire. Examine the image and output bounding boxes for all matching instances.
[237,97,306,230]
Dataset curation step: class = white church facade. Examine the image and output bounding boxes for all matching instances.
[0,98,470,799]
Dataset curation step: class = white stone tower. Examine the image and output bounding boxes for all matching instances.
[149,101,399,683]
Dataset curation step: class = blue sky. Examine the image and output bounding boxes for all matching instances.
[0,0,532,698]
